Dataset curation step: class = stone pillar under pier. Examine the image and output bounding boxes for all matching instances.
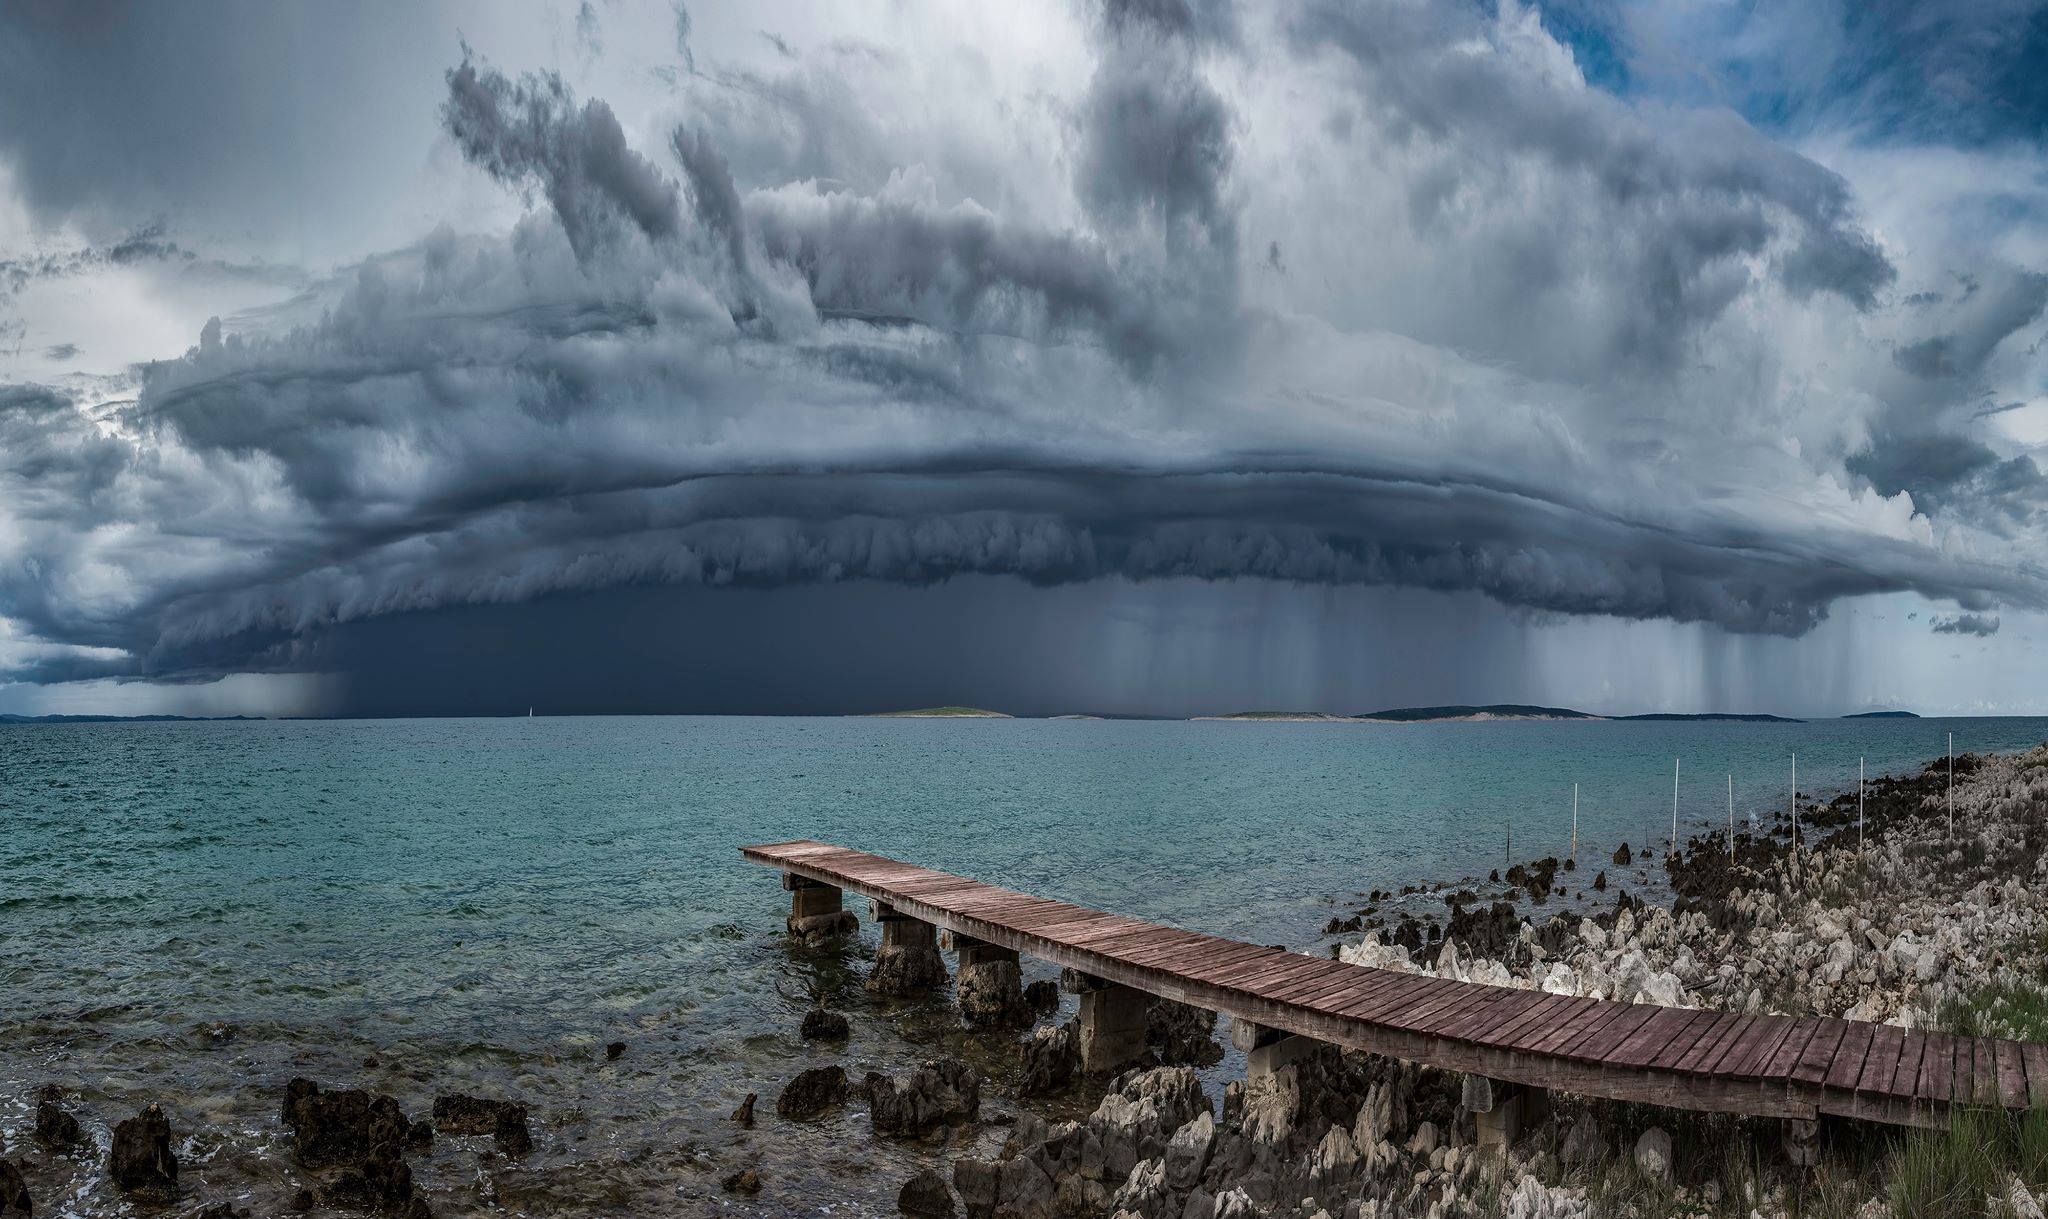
[866,901,950,997]
[1464,1075,1547,1151]
[1064,969,1150,1075]
[783,874,858,945]
[1231,1018,1318,1086]
[953,934,1030,1029]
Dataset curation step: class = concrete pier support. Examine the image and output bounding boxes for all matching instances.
[784,874,858,944]
[1065,970,1149,1074]
[866,901,949,996]
[1231,1018,1317,1086]
[1465,1076,1546,1151]
[953,935,1030,1029]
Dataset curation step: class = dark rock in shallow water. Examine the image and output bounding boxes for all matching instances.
[730,1093,756,1128]
[1147,999,1223,1067]
[865,1060,980,1138]
[34,1091,82,1152]
[776,1066,849,1119]
[321,1146,428,1218]
[604,1040,626,1061]
[721,1168,761,1195]
[800,1006,850,1041]
[290,1187,316,1211]
[1613,842,1632,866]
[282,1080,433,1216]
[109,1103,179,1202]
[899,1167,958,1218]
[1022,980,1059,1014]
[0,1156,30,1218]
[1017,1022,1080,1098]
[429,1094,530,1156]
[283,1080,413,1171]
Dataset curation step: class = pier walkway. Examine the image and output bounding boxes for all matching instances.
[743,840,2048,1130]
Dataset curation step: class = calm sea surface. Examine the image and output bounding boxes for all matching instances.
[3,714,2045,1214]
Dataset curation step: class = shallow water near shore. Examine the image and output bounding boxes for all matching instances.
[4,714,2046,1215]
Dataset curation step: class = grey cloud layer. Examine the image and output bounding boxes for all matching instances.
[1,1,2044,687]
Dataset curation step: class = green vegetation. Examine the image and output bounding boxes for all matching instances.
[1886,1107,2048,1218]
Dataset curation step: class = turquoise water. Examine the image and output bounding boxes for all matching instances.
[3,714,2044,1214]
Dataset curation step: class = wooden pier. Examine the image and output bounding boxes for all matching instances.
[742,840,2047,1130]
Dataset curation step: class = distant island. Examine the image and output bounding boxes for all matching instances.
[1193,704,1806,724]
[1844,710,1919,718]
[1361,704,1599,722]
[0,713,267,724]
[864,706,1013,718]
[1193,711,1361,723]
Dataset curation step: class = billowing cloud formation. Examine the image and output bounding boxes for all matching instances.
[1,0,2046,694]
[1932,612,2001,637]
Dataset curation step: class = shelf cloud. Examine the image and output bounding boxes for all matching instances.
[1,0,2045,709]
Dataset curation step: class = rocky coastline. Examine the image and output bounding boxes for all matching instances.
[5,745,2044,1217]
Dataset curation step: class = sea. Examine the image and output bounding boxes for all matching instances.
[3,714,2044,1215]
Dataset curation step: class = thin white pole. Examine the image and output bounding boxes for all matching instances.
[1671,758,1680,856]
[1790,752,1799,880]
[1948,732,1955,836]
[1727,773,1734,858]
[1570,783,1579,867]
[1858,756,1865,860]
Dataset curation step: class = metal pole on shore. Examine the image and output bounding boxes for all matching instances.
[1948,732,1955,836]
[1671,758,1679,856]
[1859,756,1865,860]
[1727,774,1734,858]
[1790,752,1799,880]
[1570,783,1578,867]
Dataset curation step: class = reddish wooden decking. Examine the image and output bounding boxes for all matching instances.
[742,840,2046,1127]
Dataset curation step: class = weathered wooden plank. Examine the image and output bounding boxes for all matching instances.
[1883,1032,1929,1100]
[1857,1025,1906,1097]
[1994,1040,2029,1111]
[1759,1018,1822,1080]
[2022,1041,2048,1110]
[1825,1021,1876,1092]
[1677,1012,1755,1076]
[1917,1031,1955,1107]
[1972,1036,2001,1107]
[1610,1007,1707,1070]
[1647,1010,1730,1072]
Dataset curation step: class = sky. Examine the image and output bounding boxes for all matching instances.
[1,0,2046,719]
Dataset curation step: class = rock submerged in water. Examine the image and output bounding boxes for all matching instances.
[800,1006,850,1041]
[1022,979,1059,1014]
[1017,1022,1081,1098]
[0,1155,30,1218]
[281,1079,434,1217]
[865,1060,980,1138]
[776,1066,849,1119]
[34,1089,82,1152]
[898,1167,958,1218]
[429,1094,531,1157]
[730,1093,757,1128]
[109,1103,179,1202]
[721,1167,762,1195]
[1612,842,1632,866]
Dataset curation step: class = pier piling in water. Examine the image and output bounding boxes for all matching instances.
[1066,970,1149,1075]
[866,901,949,996]
[953,933,1029,1028]
[784,874,858,944]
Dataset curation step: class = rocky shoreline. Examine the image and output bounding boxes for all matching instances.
[5,746,2044,1217]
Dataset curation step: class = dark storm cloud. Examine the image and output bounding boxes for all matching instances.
[1,9,2044,696]
[443,61,682,263]
[1932,612,2001,636]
